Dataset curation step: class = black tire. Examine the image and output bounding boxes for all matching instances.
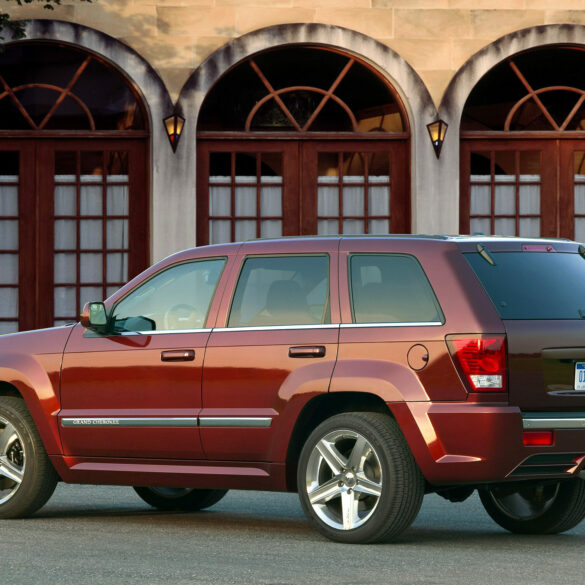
[0,396,59,518]
[133,486,228,511]
[479,478,585,534]
[297,412,425,544]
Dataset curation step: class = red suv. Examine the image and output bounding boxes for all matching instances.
[2,236,585,543]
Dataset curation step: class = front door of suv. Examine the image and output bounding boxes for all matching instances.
[200,241,340,463]
[59,257,227,459]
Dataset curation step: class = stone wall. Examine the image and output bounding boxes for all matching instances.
[4,0,585,103]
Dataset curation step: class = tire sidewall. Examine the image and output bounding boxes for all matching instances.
[297,412,417,544]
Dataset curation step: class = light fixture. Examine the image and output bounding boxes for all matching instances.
[163,113,185,152]
[426,119,448,159]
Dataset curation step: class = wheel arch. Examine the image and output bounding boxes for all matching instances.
[284,391,392,491]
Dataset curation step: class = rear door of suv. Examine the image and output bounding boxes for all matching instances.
[200,239,340,463]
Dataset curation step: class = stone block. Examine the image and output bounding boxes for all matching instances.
[313,9,394,40]
[526,0,585,8]
[373,0,448,7]
[395,9,470,39]
[235,7,316,35]
[295,0,370,8]
[451,39,491,69]
[419,69,454,107]
[449,0,523,7]
[470,10,545,39]
[73,4,158,39]
[545,11,585,26]
[122,35,196,70]
[157,7,237,37]
[389,39,452,71]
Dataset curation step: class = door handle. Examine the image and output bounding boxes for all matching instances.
[288,346,326,358]
[161,350,195,362]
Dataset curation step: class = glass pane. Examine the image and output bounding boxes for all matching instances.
[470,183,491,215]
[494,218,516,236]
[228,255,329,327]
[0,184,18,215]
[210,220,230,244]
[0,288,17,318]
[470,218,491,235]
[260,179,282,217]
[343,219,363,234]
[54,219,76,250]
[106,220,128,249]
[0,220,18,250]
[54,286,76,317]
[368,180,390,216]
[80,253,103,283]
[368,219,389,234]
[235,220,256,241]
[575,180,585,214]
[54,185,76,216]
[519,184,541,215]
[318,181,339,217]
[494,178,515,215]
[80,286,103,308]
[260,220,282,238]
[342,181,364,216]
[80,185,103,216]
[575,218,585,242]
[107,253,128,283]
[107,184,129,215]
[209,182,231,216]
[55,152,77,175]
[112,259,226,332]
[235,184,256,217]
[106,151,129,176]
[519,217,540,237]
[0,152,18,175]
[0,322,18,335]
[81,152,103,177]
[54,253,76,284]
[80,219,103,249]
[350,254,442,324]
[0,254,18,284]
[318,219,338,235]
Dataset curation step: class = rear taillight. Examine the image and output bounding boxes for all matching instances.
[447,335,507,392]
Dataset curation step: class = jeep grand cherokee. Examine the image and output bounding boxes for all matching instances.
[1,235,585,543]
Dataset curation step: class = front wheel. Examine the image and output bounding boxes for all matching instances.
[297,412,425,544]
[0,397,59,518]
[479,478,585,534]
[133,486,228,511]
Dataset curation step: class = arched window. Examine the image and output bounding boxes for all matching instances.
[197,46,410,245]
[460,46,585,239]
[0,42,149,333]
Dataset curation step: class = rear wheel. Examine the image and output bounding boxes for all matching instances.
[297,412,424,543]
[133,486,228,511]
[479,478,585,534]
[0,397,58,518]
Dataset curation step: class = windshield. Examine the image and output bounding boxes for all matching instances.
[465,251,585,320]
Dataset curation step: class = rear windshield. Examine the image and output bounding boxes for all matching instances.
[465,251,585,320]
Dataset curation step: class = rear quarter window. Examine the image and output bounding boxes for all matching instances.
[464,251,585,319]
[349,254,443,324]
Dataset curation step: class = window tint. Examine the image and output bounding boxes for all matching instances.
[465,251,585,320]
[228,255,330,327]
[349,254,443,324]
[111,258,226,332]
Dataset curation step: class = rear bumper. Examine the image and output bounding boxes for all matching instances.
[389,402,585,486]
[522,412,585,430]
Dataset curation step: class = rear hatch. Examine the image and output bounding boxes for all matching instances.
[462,239,585,411]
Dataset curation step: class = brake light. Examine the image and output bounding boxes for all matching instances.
[447,335,507,392]
[523,431,554,446]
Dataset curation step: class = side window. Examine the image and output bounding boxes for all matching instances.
[349,254,443,324]
[111,258,226,332]
[228,255,330,327]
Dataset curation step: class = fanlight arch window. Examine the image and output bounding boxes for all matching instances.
[197,46,410,245]
[0,42,146,132]
[461,46,585,240]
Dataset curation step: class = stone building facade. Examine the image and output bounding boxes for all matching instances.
[2,0,585,331]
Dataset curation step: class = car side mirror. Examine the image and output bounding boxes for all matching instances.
[80,301,109,333]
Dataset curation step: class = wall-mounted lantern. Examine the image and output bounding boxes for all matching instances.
[426,119,448,159]
[163,113,185,152]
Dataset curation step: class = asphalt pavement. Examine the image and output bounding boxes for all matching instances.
[1,483,583,585]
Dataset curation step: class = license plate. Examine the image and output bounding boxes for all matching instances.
[575,363,585,390]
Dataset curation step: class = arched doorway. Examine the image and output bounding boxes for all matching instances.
[0,42,149,333]
[196,46,410,245]
[460,45,585,239]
